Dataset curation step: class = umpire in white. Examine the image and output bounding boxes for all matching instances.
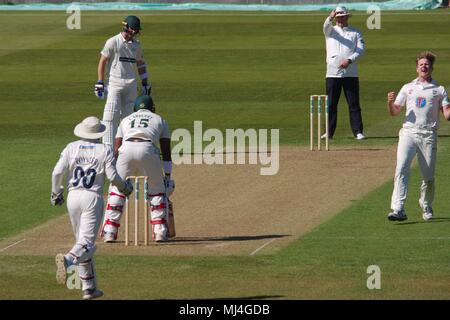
[323,6,366,140]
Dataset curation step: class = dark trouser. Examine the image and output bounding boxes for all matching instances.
[326,77,364,138]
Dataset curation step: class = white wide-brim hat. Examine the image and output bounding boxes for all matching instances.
[74,116,106,139]
[335,6,350,17]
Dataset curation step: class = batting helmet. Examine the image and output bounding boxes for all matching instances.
[134,95,155,112]
[123,15,141,31]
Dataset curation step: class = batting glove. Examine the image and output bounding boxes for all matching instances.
[94,80,105,99]
[121,179,134,197]
[141,79,151,96]
[50,192,65,206]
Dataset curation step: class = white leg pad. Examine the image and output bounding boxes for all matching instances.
[151,219,168,242]
[100,219,120,240]
[149,193,168,241]
[104,187,126,222]
[149,193,167,220]
[102,100,120,146]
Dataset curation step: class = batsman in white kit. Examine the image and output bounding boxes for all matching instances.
[100,95,175,243]
[387,51,450,222]
[94,15,151,147]
[51,117,133,300]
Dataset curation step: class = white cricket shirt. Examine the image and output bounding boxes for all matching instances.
[101,33,144,85]
[52,140,124,194]
[395,78,450,131]
[323,17,365,78]
[116,109,171,145]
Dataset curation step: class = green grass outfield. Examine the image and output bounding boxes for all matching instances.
[1,10,450,299]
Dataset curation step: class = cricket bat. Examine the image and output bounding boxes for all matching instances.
[168,199,176,238]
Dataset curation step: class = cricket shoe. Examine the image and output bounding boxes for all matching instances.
[321,133,332,140]
[356,133,366,140]
[387,210,407,221]
[55,253,68,285]
[422,207,434,221]
[103,231,117,243]
[155,233,168,243]
[82,288,104,300]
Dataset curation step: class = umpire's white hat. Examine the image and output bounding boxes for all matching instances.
[335,6,350,17]
[74,116,106,139]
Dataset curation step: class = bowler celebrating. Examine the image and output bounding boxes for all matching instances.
[387,51,450,221]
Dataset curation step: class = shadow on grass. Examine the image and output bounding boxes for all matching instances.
[169,234,289,244]
[113,234,290,246]
[335,136,397,141]
[331,148,385,152]
[363,136,398,140]
[393,217,450,226]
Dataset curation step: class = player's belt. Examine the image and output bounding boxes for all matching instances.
[119,57,136,63]
[126,138,152,142]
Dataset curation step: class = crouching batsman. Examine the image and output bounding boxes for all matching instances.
[100,95,175,243]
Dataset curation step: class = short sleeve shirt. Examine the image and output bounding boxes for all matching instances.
[116,109,171,145]
[395,78,450,131]
[101,33,144,85]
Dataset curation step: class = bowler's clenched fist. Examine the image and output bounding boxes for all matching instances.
[387,92,396,103]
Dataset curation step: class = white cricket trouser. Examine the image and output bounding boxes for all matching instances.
[390,128,437,211]
[102,82,138,146]
[105,141,166,223]
[67,190,103,291]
